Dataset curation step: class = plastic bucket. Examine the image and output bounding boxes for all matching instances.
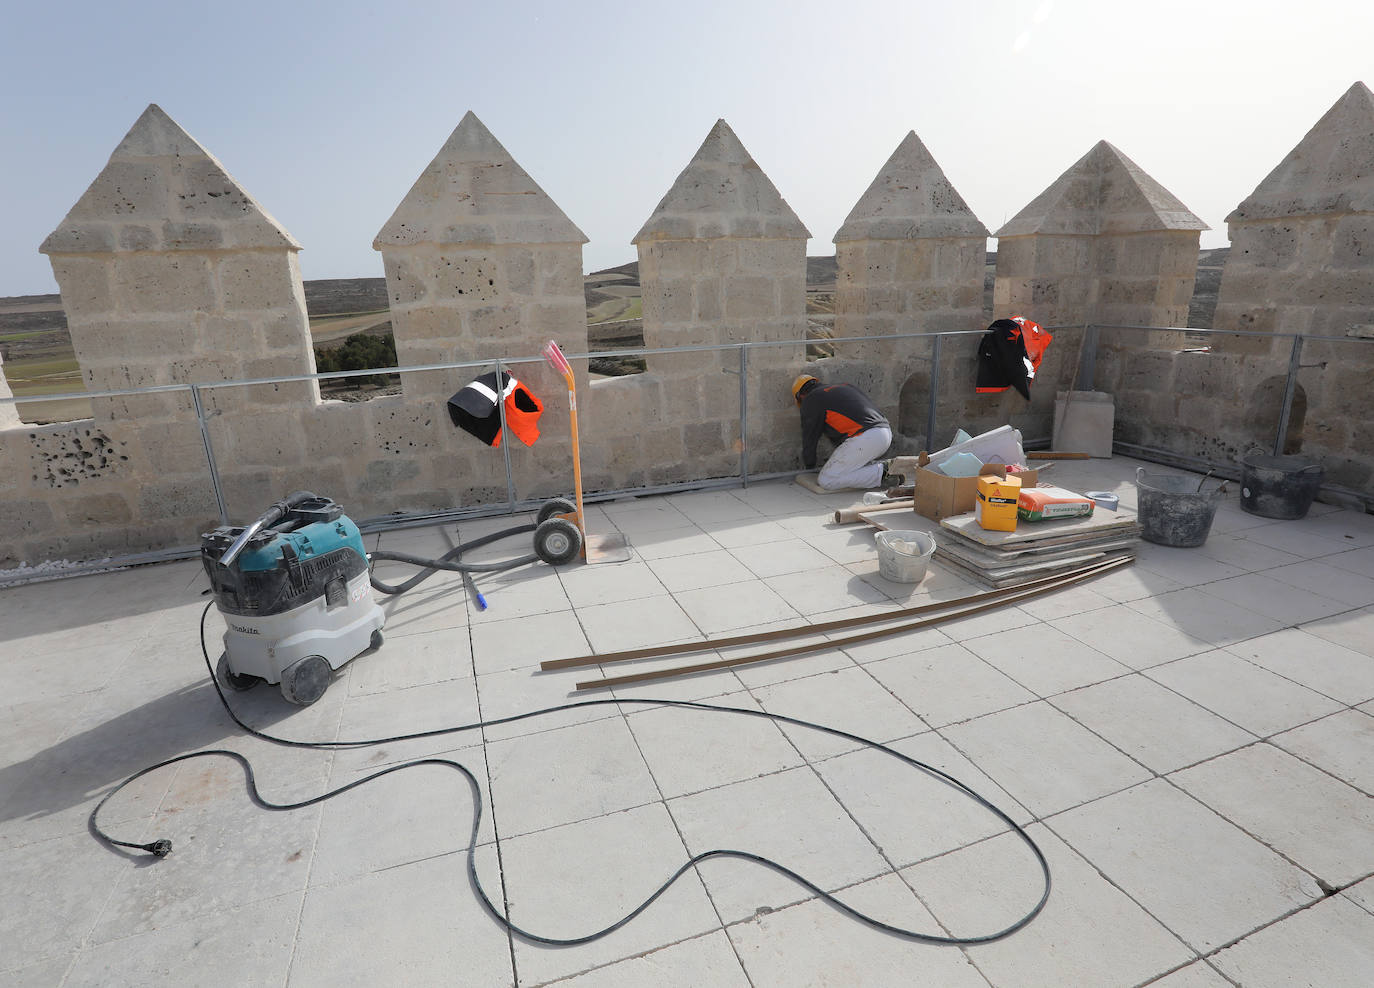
[875,531,936,583]
[1239,451,1323,520]
[1135,468,1226,547]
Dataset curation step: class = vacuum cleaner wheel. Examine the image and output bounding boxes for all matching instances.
[216,653,262,692]
[279,654,332,706]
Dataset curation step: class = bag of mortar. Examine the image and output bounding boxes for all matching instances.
[1017,486,1095,522]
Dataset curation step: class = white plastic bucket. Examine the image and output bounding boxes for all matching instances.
[875,531,936,583]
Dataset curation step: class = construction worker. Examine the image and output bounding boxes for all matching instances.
[792,375,896,491]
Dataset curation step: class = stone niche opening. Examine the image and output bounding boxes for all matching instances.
[898,369,932,449]
[1247,375,1307,454]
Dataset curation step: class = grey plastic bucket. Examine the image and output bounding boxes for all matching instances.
[1135,467,1226,547]
[1239,451,1323,520]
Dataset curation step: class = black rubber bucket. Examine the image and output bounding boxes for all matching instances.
[1239,452,1324,520]
[1135,467,1226,547]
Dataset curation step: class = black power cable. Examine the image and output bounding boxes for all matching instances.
[89,601,1052,947]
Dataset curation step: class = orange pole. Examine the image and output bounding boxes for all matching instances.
[542,342,587,558]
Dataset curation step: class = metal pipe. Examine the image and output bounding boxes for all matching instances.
[738,346,750,486]
[1274,336,1305,457]
[494,358,516,512]
[925,335,942,451]
[190,384,228,526]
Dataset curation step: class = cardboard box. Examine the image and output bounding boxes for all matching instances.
[911,452,1039,522]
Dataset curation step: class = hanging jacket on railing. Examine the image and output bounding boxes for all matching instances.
[447,371,543,447]
[975,316,1052,400]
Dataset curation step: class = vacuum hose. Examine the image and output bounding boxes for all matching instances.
[219,490,319,566]
[367,523,537,596]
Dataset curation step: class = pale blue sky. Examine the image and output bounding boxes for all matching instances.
[2,0,1369,296]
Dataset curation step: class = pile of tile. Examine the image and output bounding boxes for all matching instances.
[934,509,1142,587]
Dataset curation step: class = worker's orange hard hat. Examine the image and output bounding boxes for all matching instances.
[791,374,818,402]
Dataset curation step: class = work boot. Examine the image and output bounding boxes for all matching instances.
[878,458,902,489]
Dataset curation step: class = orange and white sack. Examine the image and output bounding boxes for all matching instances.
[1017,486,1095,521]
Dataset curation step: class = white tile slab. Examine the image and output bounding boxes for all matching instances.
[866,642,1036,729]
[793,525,883,566]
[630,526,724,561]
[667,489,767,525]
[728,874,991,987]
[763,565,890,616]
[1265,559,1374,608]
[468,607,590,675]
[1271,710,1374,793]
[346,624,472,695]
[728,537,839,579]
[1196,531,1304,571]
[1052,674,1255,774]
[559,559,669,608]
[1146,650,1343,736]
[1054,602,1213,670]
[1298,508,1374,548]
[1134,544,1246,587]
[1210,894,1374,988]
[942,701,1152,817]
[1240,523,1354,559]
[1142,961,1236,987]
[670,767,889,924]
[961,623,1132,698]
[1299,606,1374,658]
[475,666,622,742]
[1171,743,1374,887]
[555,931,749,987]
[1226,627,1374,705]
[1326,545,1374,579]
[624,700,803,799]
[1346,875,1374,916]
[1198,572,1352,626]
[751,666,927,760]
[707,517,794,549]
[673,581,800,635]
[1049,779,1320,951]
[935,602,1041,643]
[575,594,703,653]
[1125,588,1287,646]
[903,825,1191,988]
[646,548,757,593]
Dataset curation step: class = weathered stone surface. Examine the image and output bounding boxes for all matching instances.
[835,131,988,241]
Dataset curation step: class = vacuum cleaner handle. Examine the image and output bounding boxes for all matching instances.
[219,491,318,566]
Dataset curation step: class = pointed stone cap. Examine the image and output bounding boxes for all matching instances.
[374,112,587,248]
[1229,81,1374,222]
[996,141,1207,237]
[834,132,988,242]
[633,120,810,243]
[41,104,298,255]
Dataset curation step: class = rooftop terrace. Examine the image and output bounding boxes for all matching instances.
[3,455,1374,986]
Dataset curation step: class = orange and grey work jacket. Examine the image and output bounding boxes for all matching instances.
[799,384,889,470]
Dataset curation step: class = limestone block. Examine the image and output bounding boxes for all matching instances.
[136,477,219,521]
[501,247,537,296]
[55,491,135,528]
[70,160,171,223]
[651,281,696,324]
[48,257,115,321]
[723,276,777,320]
[221,410,309,468]
[1330,214,1374,269]
[522,299,585,340]
[119,226,158,251]
[533,246,584,296]
[218,251,301,311]
[359,457,424,498]
[134,419,212,476]
[113,254,216,313]
[383,254,431,308]
[432,252,501,303]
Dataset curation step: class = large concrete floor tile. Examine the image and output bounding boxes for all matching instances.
[728,624,855,689]
[626,699,802,799]
[1171,743,1374,887]
[728,536,839,579]
[555,931,748,987]
[576,594,702,653]
[728,873,991,988]
[1346,875,1374,916]
[469,608,590,676]
[377,584,471,636]
[334,677,481,745]
[1144,961,1233,987]
[942,701,1152,818]
[903,825,1191,988]
[1126,588,1285,647]
[346,624,472,695]
[751,666,927,761]
[629,525,722,561]
[1225,627,1374,705]
[605,656,749,703]
[728,480,830,517]
[763,565,889,617]
[1011,580,1118,622]
[793,525,883,566]
[1299,605,1374,658]
[866,642,1035,728]
[1051,674,1255,774]
[1299,508,1374,548]
[1265,558,1374,607]
[936,602,1040,643]
[476,666,622,742]
[1240,523,1355,559]
[646,547,757,593]
[1326,545,1374,579]
[834,619,954,665]
[670,767,889,924]
[1146,650,1343,736]
[486,716,658,837]
[1209,893,1374,988]
[961,623,1131,698]
[293,849,514,987]
[675,580,800,635]
[1083,563,1183,603]
[65,889,299,987]
[602,499,692,536]
[1271,710,1374,794]
[500,802,721,985]
[466,564,576,625]
[1196,532,1303,572]
[1134,545,1245,587]
[1049,779,1320,952]
[816,731,1033,869]
[558,559,668,609]
[668,489,767,526]
[1198,572,1352,626]
[708,517,794,549]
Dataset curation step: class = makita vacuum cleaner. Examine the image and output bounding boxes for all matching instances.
[202,491,582,706]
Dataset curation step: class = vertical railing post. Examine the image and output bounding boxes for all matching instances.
[1274,335,1304,456]
[738,345,750,486]
[494,358,516,512]
[190,384,229,525]
[925,335,942,452]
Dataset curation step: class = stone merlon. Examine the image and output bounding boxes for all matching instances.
[834,131,988,242]
[633,119,811,243]
[1228,81,1374,223]
[373,111,588,249]
[996,140,1208,237]
[40,104,299,256]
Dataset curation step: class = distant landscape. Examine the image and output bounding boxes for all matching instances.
[0,249,1227,422]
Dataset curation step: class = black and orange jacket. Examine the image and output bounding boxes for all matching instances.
[799,384,889,469]
[447,371,543,448]
[975,317,1052,400]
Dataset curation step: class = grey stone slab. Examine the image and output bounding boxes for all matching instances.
[1052,674,1255,774]
[728,874,991,987]
[763,565,890,617]
[475,665,623,742]
[1272,710,1374,793]
[630,526,724,561]
[1346,875,1374,916]
[1326,546,1374,579]
[1125,588,1286,647]
[334,677,480,745]
[1266,558,1374,607]
[293,848,515,987]
[575,594,702,653]
[865,642,1035,728]
[903,825,1192,988]
[646,547,758,593]
[65,889,298,987]
[669,767,889,924]
[1204,571,1353,625]
[1048,601,1213,670]
[1196,532,1304,572]
[1144,962,1234,988]
[468,607,590,676]
[1133,545,1246,587]
[815,731,1033,869]
[1210,894,1374,988]
[625,698,802,799]
[1226,627,1374,705]
[1300,605,1374,658]
[1171,743,1374,887]
[728,536,839,579]
[1049,779,1320,951]
[346,624,473,695]
[751,665,926,760]
[556,931,749,987]
[942,700,1152,817]
[558,559,669,608]
[961,623,1132,698]
[1146,649,1343,736]
[485,715,660,836]
[2,958,73,988]
[499,802,722,985]
[675,579,802,634]
[1240,523,1355,560]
